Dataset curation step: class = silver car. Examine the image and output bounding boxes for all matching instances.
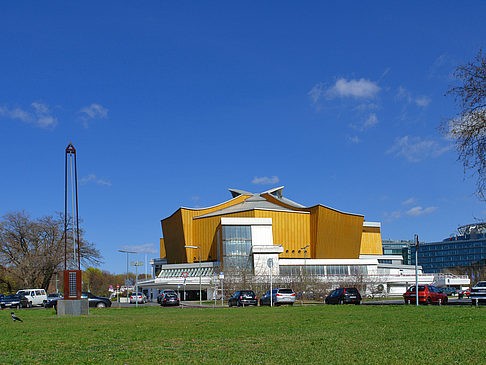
[260,288,296,306]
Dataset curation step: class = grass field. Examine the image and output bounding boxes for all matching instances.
[1,305,485,364]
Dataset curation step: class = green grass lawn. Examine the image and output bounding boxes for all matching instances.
[1,305,485,364]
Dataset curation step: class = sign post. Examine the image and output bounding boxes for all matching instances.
[414,234,419,307]
[182,272,188,304]
[131,261,144,308]
[219,272,224,307]
[267,258,273,307]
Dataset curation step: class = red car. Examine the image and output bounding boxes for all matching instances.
[403,285,448,305]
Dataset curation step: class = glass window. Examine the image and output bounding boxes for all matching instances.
[222,225,252,271]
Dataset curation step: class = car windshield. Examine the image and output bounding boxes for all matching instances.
[278,289,294,294]
[17,291,27,295]
[5,295,20,299]
[474,281,486,287]
[166,294,177,298]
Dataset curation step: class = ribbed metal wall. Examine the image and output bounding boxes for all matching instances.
[161,194,383,263]
[360,226,383,255]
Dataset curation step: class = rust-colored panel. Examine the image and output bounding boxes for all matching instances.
[159,238,166,259]
[313,205,364,259]
[254,210,310,258]
[161,209,186,264]
[360,226,383,255]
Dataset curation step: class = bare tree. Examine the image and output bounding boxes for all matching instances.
[0,211,102,290]
[444,49,486,198]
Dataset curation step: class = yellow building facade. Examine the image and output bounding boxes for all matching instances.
[161,187,382,265]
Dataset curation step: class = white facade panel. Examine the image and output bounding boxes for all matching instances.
[251,224,273,246]
[220,217,272,226]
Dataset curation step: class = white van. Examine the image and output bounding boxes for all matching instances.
[17,289,48,307]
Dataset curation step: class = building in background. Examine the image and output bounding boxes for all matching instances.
[382,239,413,265]
[139,187,469,298]
[412,223,486,275]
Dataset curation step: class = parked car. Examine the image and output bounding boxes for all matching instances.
[228,290,258,307]
[157,290,176,304]
[325,288,362,305]
[439,287,458,296]
[43,293,63,306]
[16,289,47,307]
[130,292,147,304]
[160,292,180,306]
[458,289,471,299]
[403,285,448,305]
[470,281,486,305]
[80,292,112,308]
[260,288,296,306]
[0,294,29,309]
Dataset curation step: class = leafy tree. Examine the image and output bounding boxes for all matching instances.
[444,49,486,198]
[0,211,102,291]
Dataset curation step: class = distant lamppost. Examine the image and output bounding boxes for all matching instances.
[185,245,202,305]
[414,235,419,307]
[300,244,310,305]
[119,249,136,304]
[301,245,310,275]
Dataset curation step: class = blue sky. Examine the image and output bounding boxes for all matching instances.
[1,2,485,274]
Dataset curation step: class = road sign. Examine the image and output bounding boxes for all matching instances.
[267,258,273,268]
[131,261,144,266]
[219,272,224,280]
[116,284,120,289]
[182,272,188,278]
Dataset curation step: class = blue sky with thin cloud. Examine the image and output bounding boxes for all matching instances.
[1,2,485,274]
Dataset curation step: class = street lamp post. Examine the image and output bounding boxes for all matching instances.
[118,250,136,305]
[301,245,310,275]
[300,245,310,305]
[185,245,202,305]
[131,261,144,308]
[414,235,419,307]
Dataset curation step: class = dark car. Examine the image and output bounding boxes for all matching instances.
[0,294,29,309]
[160,292,180,306]
[325,288,362,305]
[157,290,177,304]
[439,287,457,296]
[81,292,112,308]
[228,290,258,307]
[260,288,296,306]
[43,293,63,307]
[403,285,447,305]
[47,292,111,309]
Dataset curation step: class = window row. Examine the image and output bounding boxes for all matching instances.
[279,265,368,276]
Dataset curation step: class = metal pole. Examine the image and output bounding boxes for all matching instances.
[199,247,202,305]
[185,245,202,305]
[119,250,136,305]
[135,264,138,308]
[127,253,129,304]
[214,274,217,307]
[270,261,273,307]
[221,272,223,307]
[415,234,419,307]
